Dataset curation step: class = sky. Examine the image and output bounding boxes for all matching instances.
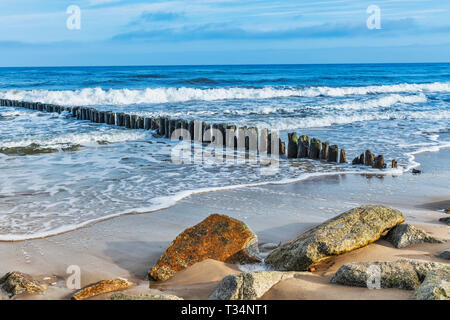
[0,0,449,66]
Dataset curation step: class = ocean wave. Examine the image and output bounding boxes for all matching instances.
[262,109,450,130]
[0,82,447,105]
[0,130,147,149]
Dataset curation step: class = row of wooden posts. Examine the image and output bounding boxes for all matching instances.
[0,98,395,169]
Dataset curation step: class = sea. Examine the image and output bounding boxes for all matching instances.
[0,63,449,240]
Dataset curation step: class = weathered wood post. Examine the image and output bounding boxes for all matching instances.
[297,135,310,158]
[287,132,298,158]
[328,145,338,162]
[259,128,269,155]
[339,149,347,163]
[373,155,385,169]
[309,138,322,159]
[392,159,398,169]
[124,114,131,128]
[321,142,329,160]
[364,150,375,166]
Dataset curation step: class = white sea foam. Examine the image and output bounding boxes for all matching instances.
[0,82,447,105]
[0,130,148,148]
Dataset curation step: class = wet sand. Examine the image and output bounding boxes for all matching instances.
[0,148,449,300]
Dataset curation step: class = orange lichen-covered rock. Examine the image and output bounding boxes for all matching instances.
[149,214,260,281]
[71,278,134,300]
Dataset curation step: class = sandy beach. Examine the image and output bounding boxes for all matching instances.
[0,147,449,300]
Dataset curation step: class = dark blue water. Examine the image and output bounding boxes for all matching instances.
[0,64,449,240]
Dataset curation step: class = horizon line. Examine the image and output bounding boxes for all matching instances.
[1,61,450,69]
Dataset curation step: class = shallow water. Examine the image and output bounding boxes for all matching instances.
[0,64,449,240]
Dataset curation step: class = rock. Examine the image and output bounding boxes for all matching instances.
[444,208,450,214]
[149,214,260,281]
[439,217,450,225]
[110,293,183,300]
[0,271,46,297]
[364,150,375,166]
[331,259,447,290]
[287,132,298,158]
[436,250,450,260]
[352,156,361,165]
[384,224,442,248]
[392,159,398,169]
[372,155,385,169]
[411,268,450,300]
[71,278,134,300]
[327,145,338,162]
[265,205,405,271]
[412,168,422,174]
[210,271,301,300]
[339,149,347,163]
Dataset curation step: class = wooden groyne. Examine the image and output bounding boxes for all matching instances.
[0,98,396,169]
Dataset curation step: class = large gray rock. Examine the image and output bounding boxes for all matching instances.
[384,224,442,248]
[265,205,405,271]
[436,250,450,260]
[209,271,302,300]
[0,271,46,297]
[331,259,447,290]
[411,268,450,300]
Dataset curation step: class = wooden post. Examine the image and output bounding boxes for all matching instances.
[287,132,298,158]
[328,145,338,162]
[364,150,374,166]
[297,135,310,158]
[339,149,347,163]
[321,142,329,160]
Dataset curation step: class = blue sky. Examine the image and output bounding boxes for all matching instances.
[0,0,449,66]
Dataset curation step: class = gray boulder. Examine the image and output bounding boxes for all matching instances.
[265,205,405,271]
[209,271,302,300]
[436,250,450,260]
[331,259,447,290]
[411,268,450,300]
[384,224,442,248]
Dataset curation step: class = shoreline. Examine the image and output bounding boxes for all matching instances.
[0,146,449,300]
[1,143,448,243]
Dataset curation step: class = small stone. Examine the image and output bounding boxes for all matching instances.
[384,224,442,248]
[412,169,422,174]
[439,217,450,225]
[71,278,134,300]
[0,271,46,297]
[436,250,450,260]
